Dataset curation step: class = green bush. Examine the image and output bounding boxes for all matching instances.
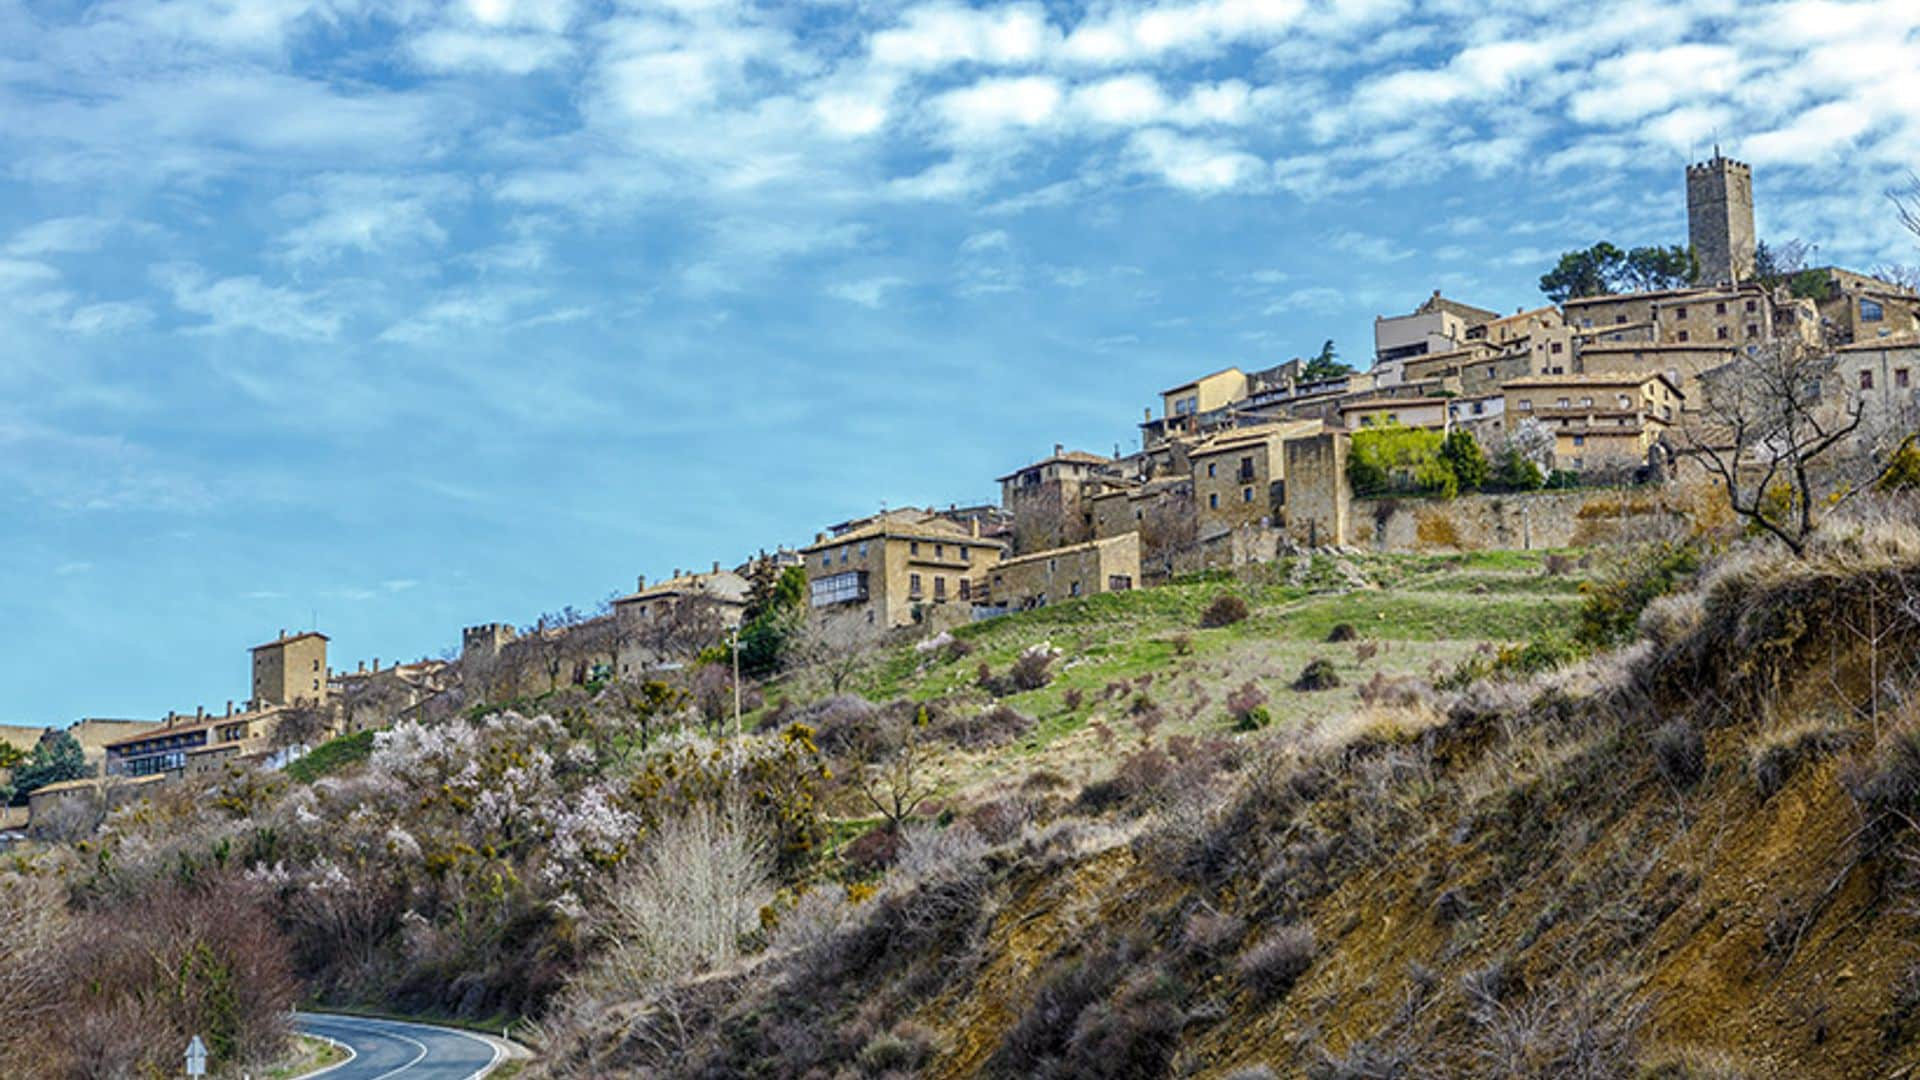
[283,729,377,784]
[1575,541,1702,649]
[1199,594,1250,629]
[1348,425,1456,498]
[1292,659,1341,692]
[1493,448,1545,492]
[1440,428,1489,493]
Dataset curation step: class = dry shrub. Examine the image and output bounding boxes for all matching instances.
[1237,924,1315,1002]
[988,938,1184,1080]
[1180,908,1246,965]
[1749,721,1855,798]
[843,825,905,874]
[1293,658,1341,692]
[1844,725,1920,858]
[1226,682,1271,732]
[1200,594,1250,629]
[1326,623,1359,643]
[1354,640,1380,663]
[1063,688,1085,712]
[797,695,878,754]
[583,803,770,997]
[1652,718,1707,789]
[857,1022,936,1075]
[968,795,1039,845]
[1465,973,1648,1079]
[938,703,1035,749]
[1171,632,1194,656]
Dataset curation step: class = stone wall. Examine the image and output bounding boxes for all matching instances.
[1283,432,1350,547]
[1350,489,1690,552]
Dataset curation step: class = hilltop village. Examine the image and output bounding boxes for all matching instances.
[5,152,1917,837]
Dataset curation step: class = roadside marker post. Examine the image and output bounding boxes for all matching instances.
[185,1035,207,1077]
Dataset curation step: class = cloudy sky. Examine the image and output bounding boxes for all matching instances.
[3,0,1918,723]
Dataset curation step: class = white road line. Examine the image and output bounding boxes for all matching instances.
[365,1028,430,1080]
[293,1030,359,1080]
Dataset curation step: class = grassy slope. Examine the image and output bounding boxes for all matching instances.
[830,551,1589,810]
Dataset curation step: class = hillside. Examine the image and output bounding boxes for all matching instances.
[531,518,1920,1078]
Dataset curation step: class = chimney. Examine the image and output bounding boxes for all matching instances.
[815,532,826,544]
[357,660,366,673]
[1054,443,1063,456]
[373,658,380,672]
[970,517,981,538]
[278,627,286,639]
[196,705,205,721]
[637,574,646,591]
[1143,407,1152,421]
[673,567,681,580]
[712,560,720,574]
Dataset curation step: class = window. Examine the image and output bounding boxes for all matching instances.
[1472,401,1484,414]
[1677,330,1690,342]
[859,542,868,557]
[840,549,849,564]
[1745,299,1757,313]
[1861,370,1875,390]
[1518,399,1532,411]
[961,546,971,562]
[910,541,920,555]
[1863,298,1885,322]
[1572,457,1584,469]
[820,553,831,568]
[934,544,944,559]
[1573,435,1585,447]
[1580,396,1593,407]
[1385,413,1398,424]
[312,659,320,671]
[909,573,923,597]
[1360,415,1375,426]
[1070,580,1082,597]
[1238,455,1254,481]
[1550,342,1563,354]
[1557,397,1570,408]
[1747,324,1759,338]
[1618,394,1632,409]
[1674,306,1688,319]
[811,571,865,607]
[1242,486,1254,502]
[1174,394,1199,415]
[934,576,946,600]
[1208,493,1220,509]
[960,579,971,601]
[1898,369,1911,389]
[1716,326,1729,340]
[1615,314,1627,324]
[1108,575,1133,592]
[1715,301,1727,315]
[1048,557,1058,572]
[1206,462,1216,478]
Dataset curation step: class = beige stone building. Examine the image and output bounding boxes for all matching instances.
[1502,374,1681,472]
[983,533,1141,612]
[102,703,289,779]
[1374,292,1500,368]
[613,565,750,628]
[803,510,1005,633]
[1808,269,1920,345]
[1650,287,1813,348]
[1562,288,1705,344]
[1445,393,1507,443]
[1339,396,1451,431]
[1573,342,1736,413]
[1835,336,1920,424]
[251,630,328,709]
[1189,421,1320,535]
[1282,431,1350,548]
[997,446,1118,554]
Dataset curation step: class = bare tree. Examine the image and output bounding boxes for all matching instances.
[1891,172,1920,244]
[794,615,875,696]
[629,596,727,672]
[848,706,939,832]
[1685,340,1905,556]
[0,874,74,1062]
[1140,486,1198,563]
[271,703,335,750]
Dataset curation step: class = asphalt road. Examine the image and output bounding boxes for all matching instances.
[294,1012,505,1080]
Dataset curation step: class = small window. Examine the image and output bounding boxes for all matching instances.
[909,572,922,596]
[1863,299,1885,322]
[1716,325,1729,340]
[1675,306,1688,319]
[1242,487,1254,502]
[960,579,971,600]
[910,541,920,555]
[1615,314,1627,324]
[961,546,970,562]
[1746,324,1759,338]
[1070,581,1082,597]
[934,576,946,600]
[1745,299,1757,313]
[935,544,944,559]
[1573,435,1585,447]
[1557,397,1570,408]
[1208,493,1220,509]
[1518,399,1532,411]
[859,543,868,557]
[1580,396,1593,407]
[1898,369,1911,389]
[1861,370,1875,390]
[1677,330,1690,342]
[1715,301,1727,315]
[841,550,849,564]
[312,659,320,671]
[1206,462,1216,477]
[1550,342,1563,354]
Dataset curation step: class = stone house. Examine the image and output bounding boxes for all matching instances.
[1502,373,1681,472]
[983,533,1141,612]
[1339,396,1451,432]
[610,564,751,677]
[1446,393,1507,443]
[250,630,328,710]
[997,446,1117,555]
[1573,342,1736,414]
[102,703,288,779]
[1374,291,1501,368]
[803,510,1005,635]
[1189,421,1321,535]
[1650,286,1814,348]
[1835,336,1920,424]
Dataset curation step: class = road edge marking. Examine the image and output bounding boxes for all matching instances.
[289,1028,358,1080]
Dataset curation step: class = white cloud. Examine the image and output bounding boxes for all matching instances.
[6,217,119,256]
[152,263,341,340]
[1745,99,1875,165]
[411,29,573,74]
[961,229,1010,253]
[1126,128,1263,193]
[935,75,1063,141]
[66,301,154,335]
[827,275,906,307]
[871,3,1055,70]
[276,174,464,262]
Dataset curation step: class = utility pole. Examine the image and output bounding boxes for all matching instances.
[732,627,743,739]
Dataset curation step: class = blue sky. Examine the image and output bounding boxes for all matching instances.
[4,0,1918,724]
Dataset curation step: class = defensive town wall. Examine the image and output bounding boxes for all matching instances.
[1350,488,1692,552]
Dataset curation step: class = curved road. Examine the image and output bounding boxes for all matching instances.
[294,1012,506,1079]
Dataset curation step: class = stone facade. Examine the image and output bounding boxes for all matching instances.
[1191,421,1321,537]
[803,509,1004,637]
[1687,152,1756,286]
[1574,342,1736,413]
[1502,374,1680,472]
[1835,337,1920,425]
[984,532,1141,611]
[997,446,1115,554]
[1282,431,1350,548]
[1351,490,1691,552]
[250,630,328,708]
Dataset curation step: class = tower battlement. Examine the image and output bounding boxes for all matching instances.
[1687,152,1756,287]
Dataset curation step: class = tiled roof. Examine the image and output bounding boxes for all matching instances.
[251,630,329,651]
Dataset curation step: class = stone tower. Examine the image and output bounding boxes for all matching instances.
[251,630,329,708]
[1687,150,1756,286]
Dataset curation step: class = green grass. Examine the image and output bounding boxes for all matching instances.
[835,550,1599,795]
[284,729,378,783]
